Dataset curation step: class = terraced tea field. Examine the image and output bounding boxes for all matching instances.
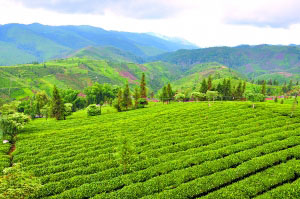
[7,102,300,198]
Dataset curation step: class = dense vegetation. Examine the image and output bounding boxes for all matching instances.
[0,101,298,198]
[154,44,300,83]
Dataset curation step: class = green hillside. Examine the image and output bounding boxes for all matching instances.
[67,46,144,63]
[172,63,246,91]
[0,58,180,100]
[2,102,300,198]
[153,45,300,83]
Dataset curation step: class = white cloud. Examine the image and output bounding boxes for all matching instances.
[1,0,300,47]
[222,0,300,28]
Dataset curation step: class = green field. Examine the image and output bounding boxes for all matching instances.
[1,102,299,198]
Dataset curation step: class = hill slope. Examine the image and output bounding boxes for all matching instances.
[172,62,246,91]
[0,23,197,65]
[0,58,180,99]
[4,102,300,198]
[66,46,144,63]
[153,45,300,82]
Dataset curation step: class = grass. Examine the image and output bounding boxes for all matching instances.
[2,101,300,198]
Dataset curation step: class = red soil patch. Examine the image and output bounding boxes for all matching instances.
[277,72,293,77]
[119,71,139,85]
[138,64,148,71]
[77,92,86,98]
[119,71,137,80]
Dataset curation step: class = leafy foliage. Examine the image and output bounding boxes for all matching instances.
[0,164,41,199]
[0,113,29,137]
[86,104,101,116]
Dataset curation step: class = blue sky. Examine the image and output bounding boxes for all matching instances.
[1,0,300,47]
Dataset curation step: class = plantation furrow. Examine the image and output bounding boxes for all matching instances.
[18,111,278,173]
[43,132,300,199]
[38,117,298,185]
[254,175,300,198]
[142,145,300,199]
[91,137,300,199]
[201,159,300,198]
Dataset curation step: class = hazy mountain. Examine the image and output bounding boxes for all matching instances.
[0,23,197,66]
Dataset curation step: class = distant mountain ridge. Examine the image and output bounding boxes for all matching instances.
[152,44,300,82]
[0,23,197,66]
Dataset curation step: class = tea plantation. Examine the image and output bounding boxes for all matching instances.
[6,102,300,198]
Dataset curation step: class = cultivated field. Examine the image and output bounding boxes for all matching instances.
[7,102,300,198]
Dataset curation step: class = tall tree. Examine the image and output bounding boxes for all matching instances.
[242,81,246,95]
[122,83,132,110]
[207,76,212,91]
[114,89,123,112]
[160,86,168,103]
[288,80,293,91]
[268,79,273,85]
[133,87,140,109]
[235,81,242,99]
[261,80,266,96]
[167,83,173,103]
[51,85,65,120]
[35,91,49,117]
[200,79,208,94]
[140,73,147,99]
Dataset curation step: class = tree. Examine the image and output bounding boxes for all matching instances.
[288,80,293,91]
[40,105,50,120]
[51,85,65,120]
[261,80,266,96]
[73,97,86,111]
[200,79,208,93]
[117,137,135,174]
[206,91,218,102]
[216,82,223,95]
[140,73,147,99]
[137,98,148,108]
[268,79,273,85]
[133,87,140,109]
[122,83,132,110]
[245,91,265,108]
[207,76,212,91]
[160,86,168,103]
[113,90,123,112]
[191,92,205,101]
[0,164,41,199]
[235,81,243,99]
[166,83,174,103]
[242,81,246,95]
[35,91,49,117]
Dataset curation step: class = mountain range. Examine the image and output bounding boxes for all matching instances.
[0,23,197,66]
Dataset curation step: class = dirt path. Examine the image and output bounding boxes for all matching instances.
[8,140,16,166]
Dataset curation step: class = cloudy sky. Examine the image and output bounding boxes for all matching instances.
[1,0,300,47]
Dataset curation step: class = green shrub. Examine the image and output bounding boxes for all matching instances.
[64,103,73,116]
[0,113,30,137]
[87,104,101,116]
